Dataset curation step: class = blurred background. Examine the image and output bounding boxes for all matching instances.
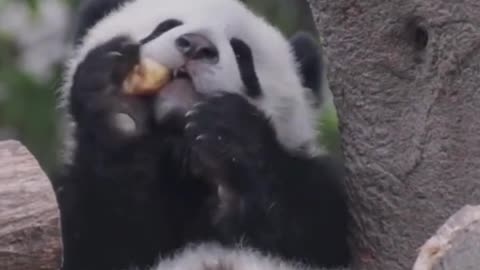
[0,0,339,173]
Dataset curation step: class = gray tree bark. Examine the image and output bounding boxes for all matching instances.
[307,0,480,269]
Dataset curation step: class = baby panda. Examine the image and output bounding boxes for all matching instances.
[54,0,350,270]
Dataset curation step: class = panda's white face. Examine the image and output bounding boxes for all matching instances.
[63,0,320,155]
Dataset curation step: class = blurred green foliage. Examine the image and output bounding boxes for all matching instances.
[0,0,340,173]
[0,14,62,170]
[318,103,340,155]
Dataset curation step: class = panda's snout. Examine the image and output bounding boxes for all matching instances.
[175,33,219,64]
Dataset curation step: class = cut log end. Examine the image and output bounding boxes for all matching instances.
[0,140,61,270]
[413,205,480,270]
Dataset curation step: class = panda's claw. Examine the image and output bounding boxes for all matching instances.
[195,134,207,141]
[185,109,198,118]
[193,102,204,109]
[185,122,196,131]
[106,51,123,58]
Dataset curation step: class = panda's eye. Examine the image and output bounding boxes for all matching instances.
[141,19,183,45]
[229,38,262,98]
[230,38,248,60]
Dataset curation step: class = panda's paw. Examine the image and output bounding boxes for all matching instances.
[72,36,140,96]
[70,36,153,139]
[185,93,276,193]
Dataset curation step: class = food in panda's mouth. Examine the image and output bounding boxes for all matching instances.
[123,58,171,95]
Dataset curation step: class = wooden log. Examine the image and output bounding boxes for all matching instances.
[0,140,61,270]
[413,205,480,270]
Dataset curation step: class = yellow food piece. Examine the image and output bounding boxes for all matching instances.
[123,58,171,95]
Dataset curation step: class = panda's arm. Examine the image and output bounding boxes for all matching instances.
[216,155,352,268]
[56,37,205,270]
[55,141,199,270]
[185,93,351,268]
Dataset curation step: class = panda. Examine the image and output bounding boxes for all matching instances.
[53,0,351,270]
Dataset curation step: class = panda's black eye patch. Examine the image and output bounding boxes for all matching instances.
[141,19,183,45]
[230,38,262,98]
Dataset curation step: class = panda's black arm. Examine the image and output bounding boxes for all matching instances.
[185,93,351,268]
[56,37,209,270]
[54,133,205,270]
[211,153,351,268]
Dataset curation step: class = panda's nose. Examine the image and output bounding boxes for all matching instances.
[175,33,219,63]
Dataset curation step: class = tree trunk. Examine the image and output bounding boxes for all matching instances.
[0,140,60,270]
[307,0,480,269]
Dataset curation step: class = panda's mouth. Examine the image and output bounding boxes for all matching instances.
[154,66,202,114]
[160,66,194,93]
[172,67,191,80]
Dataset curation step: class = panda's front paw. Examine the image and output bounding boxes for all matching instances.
[72,36,140,97]
[185,93,277,193]
[70,36,153,139]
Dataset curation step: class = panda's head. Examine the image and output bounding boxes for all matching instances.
[63,0,325,155]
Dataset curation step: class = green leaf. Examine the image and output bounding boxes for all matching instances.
[317,103,341,155]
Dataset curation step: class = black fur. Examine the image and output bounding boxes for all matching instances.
[59,36,211,270]
[290,32,324,100]
[184,94,351,267]
[230,38,262,98]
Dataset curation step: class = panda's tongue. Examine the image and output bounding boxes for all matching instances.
[154,78,200,118]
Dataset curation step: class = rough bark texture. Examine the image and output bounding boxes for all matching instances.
[308,0,480,269]
[413,205,480,270]
[0,140,61,270]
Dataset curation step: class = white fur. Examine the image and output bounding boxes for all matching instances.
[148,243,316,270]
[60,0,321,156]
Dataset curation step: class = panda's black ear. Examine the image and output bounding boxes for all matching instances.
[73,0,131,43]
[289,31,324,97]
